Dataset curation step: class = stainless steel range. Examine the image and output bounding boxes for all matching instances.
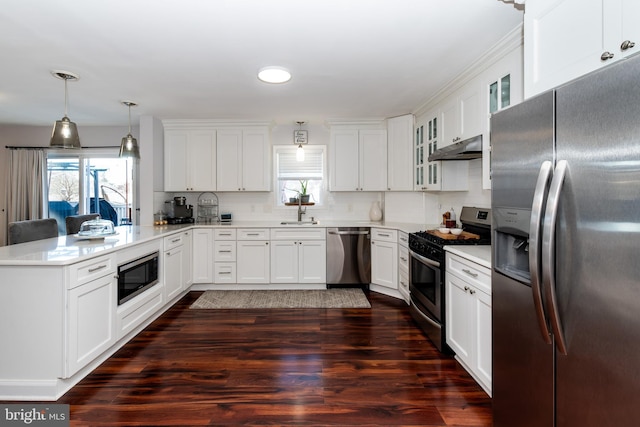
[408,206,491,353]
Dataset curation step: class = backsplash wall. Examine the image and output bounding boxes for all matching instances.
[154,158,490,226]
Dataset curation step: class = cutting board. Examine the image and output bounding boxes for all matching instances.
[429,230,480,240]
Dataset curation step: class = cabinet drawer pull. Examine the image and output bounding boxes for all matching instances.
[218,250,232,253]
[246,233,260,236]
[378,233,390,237]
[171,238,181,243]
[88,264,107,273]
[621,40,635,51]
[218,271,231,275]
[462,268,478,278]
[400,257,407,262]
[601,51,615,61]
[219,233,232,236]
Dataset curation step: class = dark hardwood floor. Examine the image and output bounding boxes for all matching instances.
[55,291,491,426]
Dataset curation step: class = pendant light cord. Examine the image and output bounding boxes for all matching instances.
[64,77,69,117]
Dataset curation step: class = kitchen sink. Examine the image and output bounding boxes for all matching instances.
[280,221,319,225]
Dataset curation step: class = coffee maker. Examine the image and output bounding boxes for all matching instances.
[165,196,194,224]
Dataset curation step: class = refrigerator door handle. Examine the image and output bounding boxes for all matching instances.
[542,159,569,355]
[529,160,553,344]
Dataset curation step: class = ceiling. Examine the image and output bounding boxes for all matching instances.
[0,0,523,127]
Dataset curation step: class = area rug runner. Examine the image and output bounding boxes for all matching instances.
[190,288,371,309]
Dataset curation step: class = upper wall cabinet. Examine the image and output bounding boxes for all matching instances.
[440,83,483,147]
[164,129,216,192]
[216,128,271,192]
[484,46,523,190]
[386,114,414,191]
[525,0,640,97]
[163,120,271,193]
[329,124,387,191]
[415,112,469,192]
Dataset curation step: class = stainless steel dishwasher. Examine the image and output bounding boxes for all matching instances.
[326,227,371,288]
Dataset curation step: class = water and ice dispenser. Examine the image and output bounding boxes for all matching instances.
[493,207,532,285]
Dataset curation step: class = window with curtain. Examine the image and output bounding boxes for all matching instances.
[275,146,325,206]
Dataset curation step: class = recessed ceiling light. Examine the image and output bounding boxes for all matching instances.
[258,66,291,84]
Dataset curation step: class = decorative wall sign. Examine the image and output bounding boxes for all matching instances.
[294,129,308,144]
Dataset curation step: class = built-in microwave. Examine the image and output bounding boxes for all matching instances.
[117,252,159,305]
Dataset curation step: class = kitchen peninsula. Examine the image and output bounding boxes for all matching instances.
[0,220,423,401]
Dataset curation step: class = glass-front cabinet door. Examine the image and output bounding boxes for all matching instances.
[426,114,442,191]
[415,112,442,191]
[414,122,425,190]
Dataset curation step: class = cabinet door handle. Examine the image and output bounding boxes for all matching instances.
[462,268,478,278]
[400,257,407,262]
[601,51,615,61]
[463,285,470,292]
[88,264,107,273]
[469,289,476,295]
[621,40,636,51]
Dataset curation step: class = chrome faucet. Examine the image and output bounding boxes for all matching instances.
[297,197,306,222]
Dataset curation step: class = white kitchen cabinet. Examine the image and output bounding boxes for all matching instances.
[370,228,398,290]
[164,233,186,302]
[216,128,270,191]
[445,252,492,395]
[440,83,482,147]
[181,231,193,289]
[386,114,414,191]
[398,231,410,303]
[417,108,468,192]
[330,126,387,191]
[484,45,523,190]
[270,228,326,284]
[192,228,214,283]
[66,255,117,377]
[164,129,216,191]
[213,228,237,283]
[236,229,270,283]
[524,0,640,98]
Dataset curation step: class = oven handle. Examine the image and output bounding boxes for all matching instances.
[410,297,441,329]
[409,249,440,269]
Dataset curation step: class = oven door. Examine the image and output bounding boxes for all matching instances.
[408,249,442,323]
[409,248,448,352]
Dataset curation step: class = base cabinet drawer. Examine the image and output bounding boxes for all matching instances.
[214,263,237,283]
[116,284,164,340]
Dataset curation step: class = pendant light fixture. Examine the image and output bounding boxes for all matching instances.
[50,71,81,149]
[294,121,308,162]
[119,101,140,159]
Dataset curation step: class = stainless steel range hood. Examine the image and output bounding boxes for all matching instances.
[428,134,483,161]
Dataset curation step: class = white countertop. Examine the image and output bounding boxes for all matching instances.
[0,220,429,266]
[444,245,492,269]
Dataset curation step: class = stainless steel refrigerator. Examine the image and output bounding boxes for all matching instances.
[491,53,640,427]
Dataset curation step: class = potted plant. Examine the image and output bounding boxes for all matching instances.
[299,180,310,203]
